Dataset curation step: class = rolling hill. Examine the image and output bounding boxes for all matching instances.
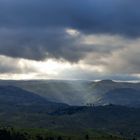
[0,84,139,138]
[0,85,69,113]
[0,80,140,107]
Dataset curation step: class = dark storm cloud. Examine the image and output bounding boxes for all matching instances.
[0,0,140,36]
[0,0,140,61]
[0,28,92,61]
[0,27,120,62]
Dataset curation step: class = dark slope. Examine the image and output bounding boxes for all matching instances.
[0,85,68,113]
[51,105,140,137]
[100,88,140,107]
[0,103,139,138]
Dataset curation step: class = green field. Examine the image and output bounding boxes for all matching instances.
[0,127,128,140]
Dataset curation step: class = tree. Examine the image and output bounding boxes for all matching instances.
[85,134,89,140]
[36,135,43,140]
[57,136,63,140]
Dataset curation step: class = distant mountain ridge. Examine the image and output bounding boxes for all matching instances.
[0,80,140,107]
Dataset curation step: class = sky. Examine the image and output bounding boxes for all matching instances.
[0,0,140,81]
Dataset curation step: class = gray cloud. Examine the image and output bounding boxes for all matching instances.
[0,28,89,61]
[0,55,36,74]
[0,0,140,81]
[0,0,140,36]
[0,0,140,61]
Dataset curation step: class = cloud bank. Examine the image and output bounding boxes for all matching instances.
[0,0,140,80]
